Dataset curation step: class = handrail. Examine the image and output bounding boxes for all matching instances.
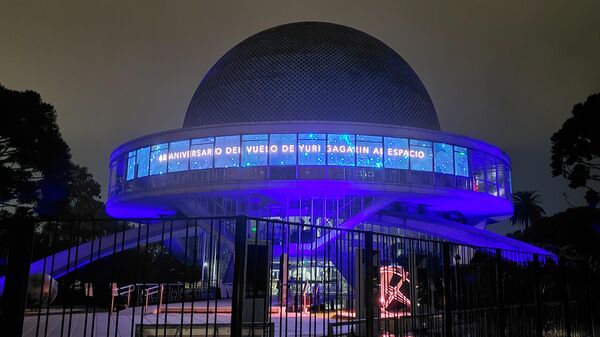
[116,284,135,296]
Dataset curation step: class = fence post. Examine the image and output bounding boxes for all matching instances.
[231,216,248,337]
[364,231,375,337]
[585,261,596,337]
[533,254,543,337]
[558,257,572,337]
[0,216,35,337]
[495,249,505,337]
[157,284,164,314]
[442,242,454,337]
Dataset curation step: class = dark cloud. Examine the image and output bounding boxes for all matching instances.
[1,1,599,215]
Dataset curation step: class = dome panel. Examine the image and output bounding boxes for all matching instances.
[183,22,440,130]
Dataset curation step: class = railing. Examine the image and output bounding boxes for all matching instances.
[0,216,597,337]
[110,284,135,312]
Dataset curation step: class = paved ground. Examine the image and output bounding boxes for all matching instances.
[22,300,361,337]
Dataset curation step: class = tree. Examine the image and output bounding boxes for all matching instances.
[63,164,105,218]
[510,191,546,229]
[517,207,600,270]
[551,93,600,208]
[0,85,72,217]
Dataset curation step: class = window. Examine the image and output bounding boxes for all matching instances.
[150,143,168,175]
[190,137,214,170]
[269,134,297,166]
[454,146,469,177]
[214,135,240,168]
[409,139,433,172]
[136,147,150,177]
[356,135,383,168]
[126,151,136,181]
[384,137,409,170]
[168,140,190,172]
[486,156,498,196]
[497,160,506,197]
[470,150,485,192]
[328,134,355,166]
[434,143,454,174]
[241,134,268,167]
[298,133,326,165]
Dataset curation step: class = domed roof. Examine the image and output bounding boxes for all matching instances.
[183,22,440,130]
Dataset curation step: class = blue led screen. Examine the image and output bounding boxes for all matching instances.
[136,147,150,178]
[328,134,355,166]
[242,134,269,167]
[149,143,168,175]
[122,133,497,184]
[298,133,326,166]
[454,146,469,177]
[269,134,297,166]
[126,151,136,181]
[356,135,383,168]
[214,135,240,168]
[190,137,214,170]
[434,143,454,174]
[384,137,409,170]
[409,139,433,172]
[168,140,190,173]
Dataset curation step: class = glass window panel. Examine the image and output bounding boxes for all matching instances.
[168,140,190,172]
[497,161,505,186]
[150,143,168,175]
[410,140,433,172]
[269,134,297,166]
[454,146,469,177]
[507,166,512,197]
[411,170,433,185]
[109,162,117,193]
[435,172,454,187]
[126,151,136,181]
[327,134,355,166]
[242,134,268,167]
[214,135,240,168]
[136,147,150,178]
[298,133,326,166]
[298,166,326,179]
[498,184,506,198]
[471,150,486,192]
[190,137,214,170]
[486,156,497,184]
[487,183,498,196]
[356,135,383,168]
[115,157,125,190]
[434,143,454,174]
[384,137,409,170]
[455,176,470,190]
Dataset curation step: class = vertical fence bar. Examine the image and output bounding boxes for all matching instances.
[442,242,454,337]
[364,231,374,337]
[586,260,596,337]
[231,215,248,337]
[533,254,543,337]
[0,216,35,337]
[559,257,572,337]
[495,248,505,337]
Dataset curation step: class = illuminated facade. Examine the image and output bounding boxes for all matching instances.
[106,22,546,254]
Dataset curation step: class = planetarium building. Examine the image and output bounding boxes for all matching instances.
[107,22,545,254]
[10,22,596,337]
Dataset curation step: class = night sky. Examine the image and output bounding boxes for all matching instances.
[1,1,599,222]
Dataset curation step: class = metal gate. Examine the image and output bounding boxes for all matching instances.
[0,216,597,337]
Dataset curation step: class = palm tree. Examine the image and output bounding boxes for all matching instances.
[510,191,546,229]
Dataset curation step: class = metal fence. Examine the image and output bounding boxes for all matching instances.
[0,216,597,337]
